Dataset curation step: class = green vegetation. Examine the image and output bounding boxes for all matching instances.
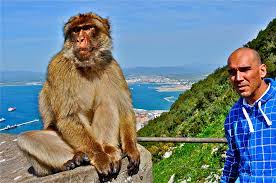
[138,19,276,182]
[245,19,276,78]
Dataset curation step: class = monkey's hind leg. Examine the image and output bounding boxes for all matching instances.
[17,130,75,176]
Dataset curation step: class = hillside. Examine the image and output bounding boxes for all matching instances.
[138,19,276,182]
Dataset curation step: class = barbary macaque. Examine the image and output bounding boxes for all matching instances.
[17,12,140,182]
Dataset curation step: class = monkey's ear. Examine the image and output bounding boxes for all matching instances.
[103,18,111,31]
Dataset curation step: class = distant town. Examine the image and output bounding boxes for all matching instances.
[134,109,168,131]
[127,75,195,92]
[127,75,196,85]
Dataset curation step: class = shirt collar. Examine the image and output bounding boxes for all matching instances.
[243,83,271,107]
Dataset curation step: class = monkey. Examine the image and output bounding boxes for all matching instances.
[17,12,140,182]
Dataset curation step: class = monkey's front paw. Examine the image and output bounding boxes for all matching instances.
[63,152,90,171]
[126,147,140,176]
[103,145,122,177]
[73,151,90,166]
[91,152,115,182]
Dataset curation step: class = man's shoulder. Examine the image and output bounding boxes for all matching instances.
[265,78,276,92]
[270,78,276,97]
[263,78,276,102]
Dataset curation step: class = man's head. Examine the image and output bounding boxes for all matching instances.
[227,47,267,104]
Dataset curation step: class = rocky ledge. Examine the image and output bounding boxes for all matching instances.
[0,133,152,183]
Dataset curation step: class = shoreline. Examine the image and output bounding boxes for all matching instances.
[155,85,191,92]
[0,82,43,87]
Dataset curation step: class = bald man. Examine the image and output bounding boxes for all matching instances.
[221,48,276,183]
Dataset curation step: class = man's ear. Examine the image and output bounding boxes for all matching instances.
[259,64,267,79]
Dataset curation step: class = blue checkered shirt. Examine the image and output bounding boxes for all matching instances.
[221,78,276,183]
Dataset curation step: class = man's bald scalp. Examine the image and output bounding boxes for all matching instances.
[228,47,262,65]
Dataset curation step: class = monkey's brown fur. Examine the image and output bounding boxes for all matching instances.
[17,13,140,181]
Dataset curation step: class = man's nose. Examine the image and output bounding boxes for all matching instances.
[235,71,243,81]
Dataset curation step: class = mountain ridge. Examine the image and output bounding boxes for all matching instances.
[0,66,207,83]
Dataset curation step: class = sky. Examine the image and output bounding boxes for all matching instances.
[1,0,276,73]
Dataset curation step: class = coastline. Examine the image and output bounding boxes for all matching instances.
[0,82,43,87]
[155,85,191,92]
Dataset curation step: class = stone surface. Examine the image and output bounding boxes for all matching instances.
[0,134,152,183]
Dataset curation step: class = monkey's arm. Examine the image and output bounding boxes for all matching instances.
[119,108,140,176]
[39,82,55,129]
[110,61,140,175]
[55,115,114,176]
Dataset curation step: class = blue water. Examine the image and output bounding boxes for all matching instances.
[129,83,181,110]
[0,83,182,134]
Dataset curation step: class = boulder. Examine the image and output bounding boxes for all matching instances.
[0,134,152,183]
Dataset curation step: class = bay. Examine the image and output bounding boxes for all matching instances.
[0,83,182,134]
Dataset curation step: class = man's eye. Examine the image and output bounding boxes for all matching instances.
[228,69,236,76]
[239,67,251,72]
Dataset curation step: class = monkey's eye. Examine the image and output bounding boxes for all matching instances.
[71,25,95,35]
[72,27,82,33]
[82,25,95,31]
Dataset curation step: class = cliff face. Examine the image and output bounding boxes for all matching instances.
[0,134,152,183]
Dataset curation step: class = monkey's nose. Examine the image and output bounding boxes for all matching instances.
[77,37,85,43]
[77,37,88,48]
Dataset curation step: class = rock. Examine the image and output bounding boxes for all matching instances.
[0,134,152,183]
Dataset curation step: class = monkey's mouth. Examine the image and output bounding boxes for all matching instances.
[74,48,93,61]
[79,49,88,54]
[79,48,91,54]
[73,49,97,68]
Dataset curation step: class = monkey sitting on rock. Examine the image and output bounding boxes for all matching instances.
[17,12,140,182]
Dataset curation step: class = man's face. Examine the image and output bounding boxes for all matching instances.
[227,51,266,101]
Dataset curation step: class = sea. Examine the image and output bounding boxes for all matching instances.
[0,83,183,134]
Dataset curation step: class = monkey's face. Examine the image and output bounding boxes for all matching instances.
[63,13,112,68]
[71,25,97,61]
